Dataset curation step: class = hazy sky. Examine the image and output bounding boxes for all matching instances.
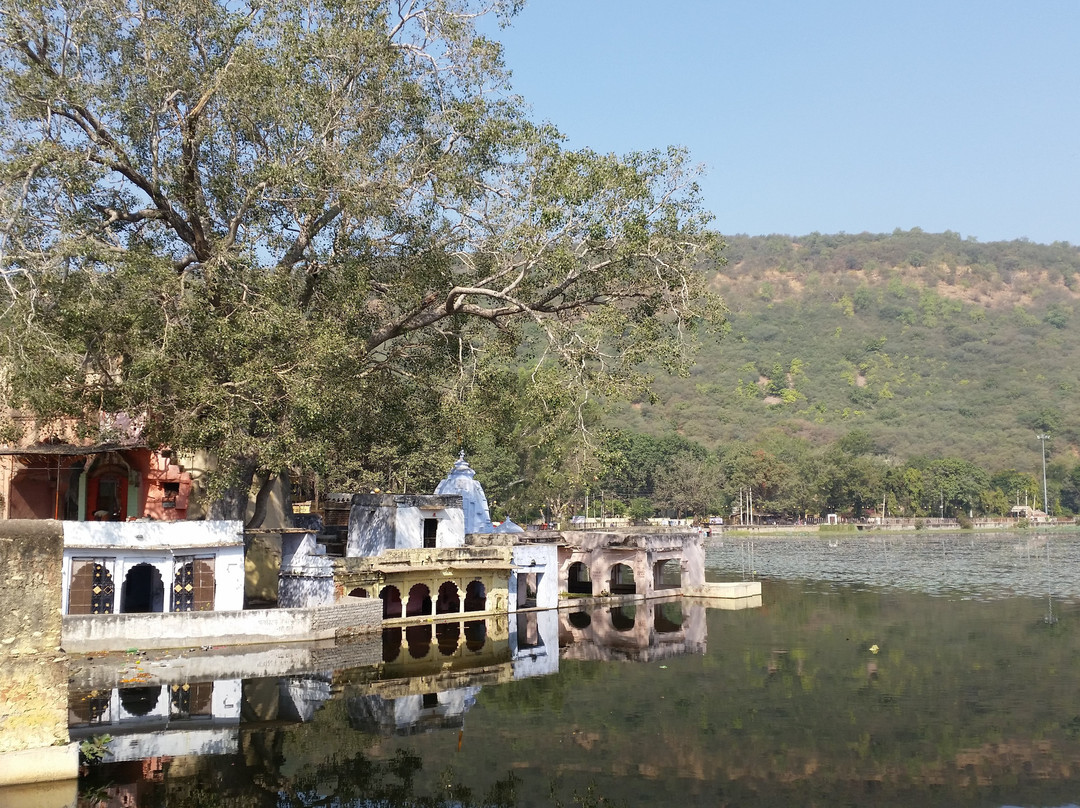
[491,1,1080,245]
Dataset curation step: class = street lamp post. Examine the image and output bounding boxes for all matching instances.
[1037,433,1050,519]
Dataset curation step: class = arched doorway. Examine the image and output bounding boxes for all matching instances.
[610,604,636,632]
[436,622,460,656]
[653,559,681,590]
[349,587,369,598]
[121,563,164,613]
[609,563,636,595]
[119,686,162,718]
[406,624,432,658]
[87,463,130,521]
[382,627,402,662]
[436,581,460,614]
[464,580,486,612]
[380,585,403,619]
[464,619,487,651]
[568,610,591,629]
[568,562,592,595]
[406,583,432,617]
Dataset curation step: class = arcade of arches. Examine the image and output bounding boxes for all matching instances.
[374,579,490,620]
[557,533,701,601]
[340,569,506,623]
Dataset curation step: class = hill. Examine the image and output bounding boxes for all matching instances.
[605,229,1080,475]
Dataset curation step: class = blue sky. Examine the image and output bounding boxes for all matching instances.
[491,1,1080,245]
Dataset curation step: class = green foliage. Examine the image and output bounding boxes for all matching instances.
[606,230,1080,487]
[79,733,112,764]
[627,497,655,523]
[0,0,724,514]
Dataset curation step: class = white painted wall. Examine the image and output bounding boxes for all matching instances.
[393,505,465,549]
[510,543,559,610]
[60,521,244,614]
[64,520,243,550]
[436,506,465,548]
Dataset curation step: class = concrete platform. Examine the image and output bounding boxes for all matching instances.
[683,581,762,599]
[0,744,78,787]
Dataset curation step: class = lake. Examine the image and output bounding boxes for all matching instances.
[70,530,1080,806]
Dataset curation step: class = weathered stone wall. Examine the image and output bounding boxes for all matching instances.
[0,520,76,784]
[310,599,382,634]
[0,520,64,656]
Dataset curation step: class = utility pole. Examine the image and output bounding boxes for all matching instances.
[1037,433,1050,518]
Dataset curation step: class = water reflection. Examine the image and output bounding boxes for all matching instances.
[559,598,706,661]
[65,600,713,780]
[61,532,1080,807]
[68,678,241,764]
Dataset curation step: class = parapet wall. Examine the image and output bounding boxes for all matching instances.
[63,598,383,652]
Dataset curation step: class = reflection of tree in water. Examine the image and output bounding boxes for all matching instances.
[80,738,625,807]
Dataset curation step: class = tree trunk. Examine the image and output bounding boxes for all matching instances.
[207,457,258,522]
[245,469,277,530]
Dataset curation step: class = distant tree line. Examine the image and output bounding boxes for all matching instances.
[555,428,1080,523]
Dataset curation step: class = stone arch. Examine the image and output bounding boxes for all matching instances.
[653,558,681,590]
[121,563,164,613]
[567,610,591,629]
[464,580,486,612]
[567,561,592,595]
[382,627,402,662]
[610,604,636,632]
[464,619,487,651]
[119,685,162,718]
[436,581,460,614]
[348,586,369,598]
[609,563,636,595]
[654,601,683,633]
[406,624,432,658]
[436,621,460,656]
[86,460,132,521]
[380,585,403,619]
[406,583,432,617]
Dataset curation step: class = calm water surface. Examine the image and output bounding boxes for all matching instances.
[70,530,1080,807]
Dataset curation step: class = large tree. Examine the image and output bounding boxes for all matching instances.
[0,0,723,518]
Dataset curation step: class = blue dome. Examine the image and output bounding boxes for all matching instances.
[493,516,525,534]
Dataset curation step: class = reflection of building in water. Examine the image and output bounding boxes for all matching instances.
[346,687,481,735]
[559,600,709,662]
[511,609,560,679]
[246,611,560,739]
[68,679,241,762]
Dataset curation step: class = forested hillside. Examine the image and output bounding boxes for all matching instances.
[588,230,1080,520]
